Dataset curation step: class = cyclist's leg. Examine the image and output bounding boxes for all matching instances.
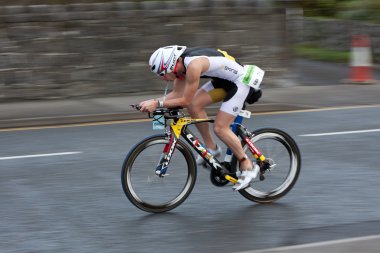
[188,81,226,150]
[213,81,257,170]
[213,81,260,189]
[214,109,252,171]
[187,86,215,150]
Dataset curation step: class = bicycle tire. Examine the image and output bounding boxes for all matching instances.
[121,134,197,213]
[231,128,301,203]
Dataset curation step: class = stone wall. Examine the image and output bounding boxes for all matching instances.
[0,1,291,102]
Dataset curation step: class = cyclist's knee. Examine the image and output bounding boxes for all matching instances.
[188,100,207,115]
[213,122,229,137]
[188,104,202,116]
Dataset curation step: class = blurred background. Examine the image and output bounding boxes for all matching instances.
[0,0,378,101]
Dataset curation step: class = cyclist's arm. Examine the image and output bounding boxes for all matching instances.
[138,77,189,112]
[162,58,207,108]
[139,79,184,112]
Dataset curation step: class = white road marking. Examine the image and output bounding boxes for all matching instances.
[0,152,82,160]
[300,128,380,137]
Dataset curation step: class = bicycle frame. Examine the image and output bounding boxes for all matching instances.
[225,106,266,163]
[155,115,266,184]
[124,104,300,212]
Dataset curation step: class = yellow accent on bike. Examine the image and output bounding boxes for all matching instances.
[217,49,236,61]
[225,175,238,184]
[170,118,210,138]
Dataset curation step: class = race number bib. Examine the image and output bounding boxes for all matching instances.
[241,65,265,90]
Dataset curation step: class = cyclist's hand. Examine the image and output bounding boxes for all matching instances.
[139,99,158,113]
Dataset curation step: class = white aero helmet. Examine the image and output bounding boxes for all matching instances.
[149,45,187,76]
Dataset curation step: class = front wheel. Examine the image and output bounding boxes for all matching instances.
[232,128,301,203]
[121,134,197,213]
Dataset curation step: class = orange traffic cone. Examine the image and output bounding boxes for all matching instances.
[349,35,376,84]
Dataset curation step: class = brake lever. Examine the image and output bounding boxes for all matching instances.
[131,104,153,118]
[130,104,141,111]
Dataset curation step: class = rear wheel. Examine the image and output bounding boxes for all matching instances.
[121,134,197,213]
[232,128,301,203]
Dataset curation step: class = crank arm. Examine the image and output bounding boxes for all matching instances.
[224,174,238,184]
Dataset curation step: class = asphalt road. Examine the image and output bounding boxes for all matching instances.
[1,105,380,253]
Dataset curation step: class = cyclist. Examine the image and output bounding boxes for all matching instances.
[139,45,264,191]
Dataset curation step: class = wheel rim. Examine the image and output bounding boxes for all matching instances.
[124,138,195,210]
[242,132,299,198]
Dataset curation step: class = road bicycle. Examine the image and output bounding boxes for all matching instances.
[121,104,301,213]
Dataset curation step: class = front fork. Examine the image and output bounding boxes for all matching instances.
[155,130,178,177]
